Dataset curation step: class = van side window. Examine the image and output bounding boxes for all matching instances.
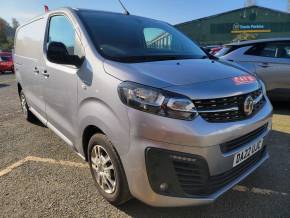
[47,15,84,59]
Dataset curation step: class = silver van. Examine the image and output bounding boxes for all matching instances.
[14,8,272,207]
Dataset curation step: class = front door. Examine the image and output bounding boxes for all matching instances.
[41,15,84,145]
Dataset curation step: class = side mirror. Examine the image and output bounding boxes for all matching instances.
[47,42,84,67]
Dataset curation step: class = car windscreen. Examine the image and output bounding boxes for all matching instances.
[214,47,230,57]
[0,56,11,62]
[77,11,206,63]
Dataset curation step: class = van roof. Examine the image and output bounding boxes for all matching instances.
[18,7,165,30]
[75,8,165,24]
[75,8,127,16]
[18,7,75,28]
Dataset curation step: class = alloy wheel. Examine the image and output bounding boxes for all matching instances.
[90,145,116,194]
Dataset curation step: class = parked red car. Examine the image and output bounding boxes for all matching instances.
[0,52,14,73]
[210,46,223,55]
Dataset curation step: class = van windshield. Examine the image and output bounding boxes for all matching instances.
[77,10,206,63]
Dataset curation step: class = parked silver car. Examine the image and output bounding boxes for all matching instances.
[217,38,290,101]
[14,8,272,207]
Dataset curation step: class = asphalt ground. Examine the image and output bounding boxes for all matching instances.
[0,73,289,218]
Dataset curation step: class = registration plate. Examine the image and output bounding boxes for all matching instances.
[233,139,264,167]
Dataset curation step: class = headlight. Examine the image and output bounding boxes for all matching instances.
[118,81,198,120]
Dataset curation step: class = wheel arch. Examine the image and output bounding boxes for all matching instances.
[17,82,22,96]
[82,125,104,161]
[78,98,130,161]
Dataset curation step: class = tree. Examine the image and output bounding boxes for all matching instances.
[0,17,18,51]
[0,19,8,45]
[12,18,20,30]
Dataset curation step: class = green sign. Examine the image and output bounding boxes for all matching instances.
[231,23,271,33]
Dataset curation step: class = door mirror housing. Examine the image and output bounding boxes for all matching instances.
[47,42,84,67]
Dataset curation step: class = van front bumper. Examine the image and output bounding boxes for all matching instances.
[121,99,272,207]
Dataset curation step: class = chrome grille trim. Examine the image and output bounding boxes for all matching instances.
[253,93,263,105]
[192,88,265,123]
[197,107,239,113]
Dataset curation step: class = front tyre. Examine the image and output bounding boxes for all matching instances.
[88,134,131,205]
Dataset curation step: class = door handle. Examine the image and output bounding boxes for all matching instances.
[258,63,270,68]
[33,67,40,75]
[81,83,87,90]
[41,70,50,78]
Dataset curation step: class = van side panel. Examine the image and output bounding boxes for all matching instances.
[14,17,47,119]
[15,18,46,59]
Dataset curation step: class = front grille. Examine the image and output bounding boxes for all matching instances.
[172,158,208,195]
[220,124,268,153]
[173,147,266,196]
[193,88,265,123]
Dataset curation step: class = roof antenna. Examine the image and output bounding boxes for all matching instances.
[118,0,130,15]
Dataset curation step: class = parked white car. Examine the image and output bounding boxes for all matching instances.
[217,38,290,101]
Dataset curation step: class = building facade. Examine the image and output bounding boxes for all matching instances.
[176,6,290,46]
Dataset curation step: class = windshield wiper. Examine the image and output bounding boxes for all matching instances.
[113,55,203,63]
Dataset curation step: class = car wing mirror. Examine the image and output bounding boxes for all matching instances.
[47,41,84,67]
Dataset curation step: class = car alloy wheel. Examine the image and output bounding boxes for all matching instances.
[90,145,116,194]
[20,92,28,116]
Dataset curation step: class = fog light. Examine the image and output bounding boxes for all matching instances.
[160,183,168,192]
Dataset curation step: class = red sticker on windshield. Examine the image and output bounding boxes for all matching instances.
[233,76,256,85]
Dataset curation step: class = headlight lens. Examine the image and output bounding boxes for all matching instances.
[118,81,198,120]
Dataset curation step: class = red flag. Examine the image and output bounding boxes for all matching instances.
[44,5,49,13]
[232,76,256,85]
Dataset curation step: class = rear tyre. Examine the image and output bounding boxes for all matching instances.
[88,133,131,205]
[19,90,37,122]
